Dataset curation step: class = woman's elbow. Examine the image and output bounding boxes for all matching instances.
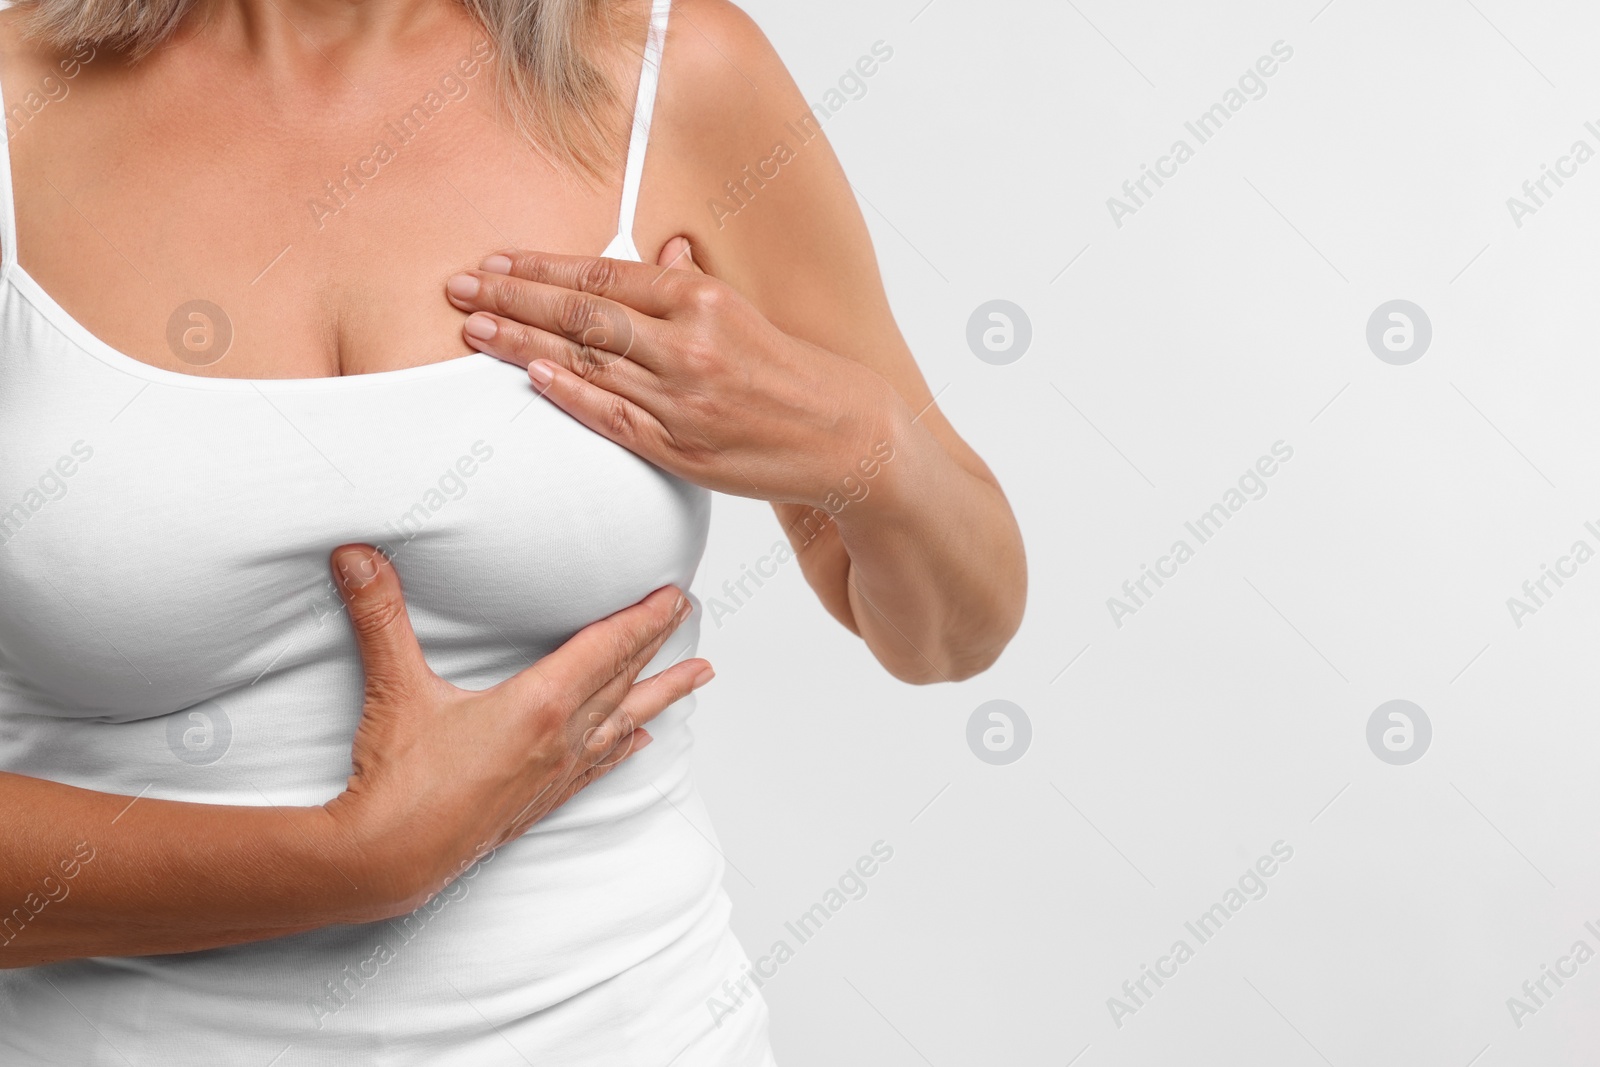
[877,598,1027,685]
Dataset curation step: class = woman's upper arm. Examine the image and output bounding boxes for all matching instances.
[648,0,1002,496]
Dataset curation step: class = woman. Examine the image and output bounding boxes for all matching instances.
[0,0,1025,1061]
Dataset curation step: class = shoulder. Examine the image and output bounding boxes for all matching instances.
[661,0,774,72]
[644,1,884,309]
[655,0,802,158]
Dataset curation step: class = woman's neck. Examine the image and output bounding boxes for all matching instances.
[195,0,454,59]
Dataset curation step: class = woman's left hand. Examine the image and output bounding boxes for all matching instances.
[444,239,897,506]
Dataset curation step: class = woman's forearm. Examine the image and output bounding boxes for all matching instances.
[827,398,1027,685]
[0,771,390,969]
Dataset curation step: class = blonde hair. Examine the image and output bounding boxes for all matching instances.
[13,0,644,176]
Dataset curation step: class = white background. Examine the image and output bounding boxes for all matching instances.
[695,2,1600,1064]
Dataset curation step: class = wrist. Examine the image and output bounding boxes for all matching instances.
[315,794,437,922]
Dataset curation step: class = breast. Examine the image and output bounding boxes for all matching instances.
[0,340,711,728]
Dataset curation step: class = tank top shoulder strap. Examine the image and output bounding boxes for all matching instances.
[614,0,672,254]
[0,43,17,284]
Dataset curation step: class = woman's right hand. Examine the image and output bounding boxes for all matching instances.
[320,544,712,918]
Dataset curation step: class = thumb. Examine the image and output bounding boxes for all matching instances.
[330,545,432,702]
[656,235,704,274]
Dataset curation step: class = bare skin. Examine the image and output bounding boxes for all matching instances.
[0,0,1026,965]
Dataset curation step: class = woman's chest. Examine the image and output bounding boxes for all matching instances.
[8,67,629,380]
[0,342,710,719]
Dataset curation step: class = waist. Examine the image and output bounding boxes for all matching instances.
[0,763,731,1064]
[0,632,724,1060]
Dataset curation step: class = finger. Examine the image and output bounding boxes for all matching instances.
[501,585,690,710]
[460,310,658,403]
[568,612,697,753]
[524,356,672,460]
[587,659,711,761]
[655,235,704,275]
[447,267,657,369]
[483,250,684,318]
[585,718,659,773]
[502,730,656,843]
[556,730,656,810]
[330,545,433,701]
[613,597,698,690]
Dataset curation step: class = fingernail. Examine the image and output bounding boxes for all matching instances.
[481,254,513,275]
[464,313,498,341]
[634,731,654,750]
[446,273,479,300]
[528,360,555,386]
[334,547,379,591]
[691,666,715,690]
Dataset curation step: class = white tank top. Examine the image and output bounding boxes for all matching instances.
[0,2,774,1063]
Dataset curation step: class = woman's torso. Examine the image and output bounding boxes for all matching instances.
[0,2,767,1062]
